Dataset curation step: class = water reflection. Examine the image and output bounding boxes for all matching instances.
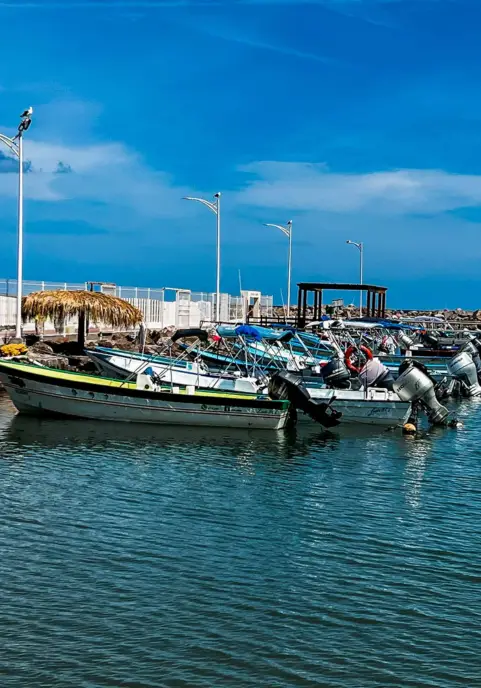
[0,389,465,476]
[0,411,344,471]
[402,435,431,509]
[1,394,481,687]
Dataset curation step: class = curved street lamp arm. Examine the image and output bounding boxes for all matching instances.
[183,196,218,215]
[264,222,290,238]
[264,221,293,319]
[346,240,362,251]
[0,133,19,158]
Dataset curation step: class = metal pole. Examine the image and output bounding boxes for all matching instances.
[15,134,23,339]
[287,221,292,318]
[359,242,363,317]
[182,193,222,321]
[215,193,221,321]
[263,220,292,321]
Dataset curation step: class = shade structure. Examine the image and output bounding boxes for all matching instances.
[296,282,387,328]
[22,290,143,347]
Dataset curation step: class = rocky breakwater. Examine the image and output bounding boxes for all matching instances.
[385,308,481,324]
[272,305,481,325]
[0,339,99,377]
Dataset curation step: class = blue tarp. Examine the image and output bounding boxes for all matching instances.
[216,324,294,342]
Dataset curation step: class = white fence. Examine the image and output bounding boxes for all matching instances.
[0,280,273,333]
[0,295,16,330]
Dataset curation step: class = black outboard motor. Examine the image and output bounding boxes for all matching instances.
[320,356,351,389]
[268,371,342,428]
[420,331,440,349]
[359,358,395,391]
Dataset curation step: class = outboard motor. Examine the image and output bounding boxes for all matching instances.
[447,351,481,396]
[398,332,414,350]
[461,340,481,382]
[471,337,481,354]
[359,358,395,391]
[393,360,449,425]
[320,356,351,389]
[268,371,342,428]
[436,376,458,400]
[379,334,397,355]
[420,332,440,349]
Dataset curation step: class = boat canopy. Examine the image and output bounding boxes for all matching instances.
[351,317,420,331]
[308,320,381,330]
[217,325,294,342]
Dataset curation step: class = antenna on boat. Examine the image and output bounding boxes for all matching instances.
[280,289,287,322]
[238,270,244,321]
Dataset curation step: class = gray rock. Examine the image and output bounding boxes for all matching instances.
[27,353,69,370]
[29,342,54,355]
[67,355,97,373]
[97,339,114,349]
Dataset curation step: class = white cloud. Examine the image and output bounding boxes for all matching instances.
[0,136,194,222]
[235,161,481,214]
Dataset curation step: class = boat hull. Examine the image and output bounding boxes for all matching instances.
[304,388,411,426]
[86,352,409,427]
[0,363,289,430]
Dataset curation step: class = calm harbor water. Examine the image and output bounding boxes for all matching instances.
[0,391,480,687]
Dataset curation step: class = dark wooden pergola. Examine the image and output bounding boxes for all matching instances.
[297,282,387,328]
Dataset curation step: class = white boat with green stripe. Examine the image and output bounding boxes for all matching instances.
[0,361,290,430]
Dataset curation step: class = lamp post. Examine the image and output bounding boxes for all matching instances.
[183,192,221,321]
[264,220,292,319]
[0,107,33,339]
[346,240,363,317]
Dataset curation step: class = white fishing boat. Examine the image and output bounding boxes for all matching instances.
[269,353,451,428]
[0,361,289,430]
[87,343,413,428]
[87,347,259,393]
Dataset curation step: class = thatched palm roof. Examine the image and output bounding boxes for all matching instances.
[22,290,143,328]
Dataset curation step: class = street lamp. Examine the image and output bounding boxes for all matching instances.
[183,192,221,321]
[346,240,363,317]
[264,220,293,319]
[0,107,33,339]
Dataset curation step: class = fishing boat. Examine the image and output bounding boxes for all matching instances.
[183,325,326,372]
[129,325,437,425]
[83,325,449,429]
[297,354,411,425]
[185,323,451,381]
[87,346,259,393]
[326,325,451,381]
[0,360,289,430]
[87,348,412,427]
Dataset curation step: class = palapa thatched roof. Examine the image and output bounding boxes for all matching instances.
[22,290,143,328]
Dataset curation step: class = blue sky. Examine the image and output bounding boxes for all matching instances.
[1,0,481,308]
